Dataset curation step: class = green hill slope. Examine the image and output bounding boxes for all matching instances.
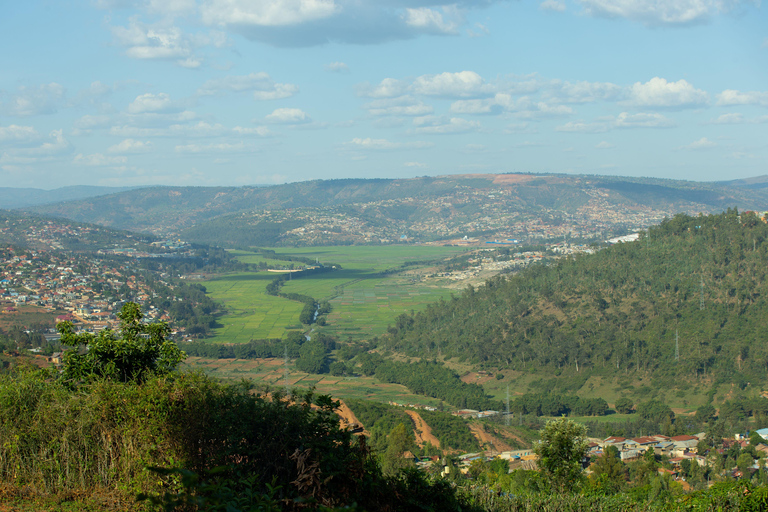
[23,174,768,245]
[383,210,768,389]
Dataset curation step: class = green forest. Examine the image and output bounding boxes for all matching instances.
[384,210,768,388]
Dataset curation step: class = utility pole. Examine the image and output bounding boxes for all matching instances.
[505,384,510,427]
[675,329,680,363]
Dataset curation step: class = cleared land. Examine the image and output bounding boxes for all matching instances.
[183,356,444,408]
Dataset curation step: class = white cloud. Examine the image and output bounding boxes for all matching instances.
[265,107,311,124]
[73,153,128,166]
[347,137,432,150]
[404,161,427,168]
[110,18,224,67]
[364,96,434,116]
[170,121,229,136]
[127,93,181,114]
[411,116,481,134]
[403,6,460,34]
[29,129,72,156]
[578,0,750,26]
[233,126,272,136]
[450,97,504,115]
[627,77,708,108]
[74,115,113,130]
[175,142,253,153]
[201,0,340,27]
[551,80,623,103]
[0,83,65,116]
[557,112,674,132]
[108,139,153,153]
[198,72,299,100]
[709,113,768,124]
[614,111,675,128]
[595,141,615,149]
[540,0,566,11]
[412,71,494,98]
[2,130,72,162]
[515,101,574,119]
[556,121,610,133]
[0,125,39,144]
[676,137,717,150]
[325,61,349,72]
[717,89,768,107]
[355,78,408,98]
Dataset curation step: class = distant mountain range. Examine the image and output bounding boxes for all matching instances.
[18,174,768,247]
[0,186,139,210]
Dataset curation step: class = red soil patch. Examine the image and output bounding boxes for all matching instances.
[405,410,441,449]
[469,422,513,453]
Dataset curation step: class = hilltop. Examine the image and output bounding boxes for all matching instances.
[23,174,768,246]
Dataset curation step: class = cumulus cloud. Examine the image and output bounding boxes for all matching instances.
[355,78,409,98]
[717,89,768,107]
[626,77,708,108]
[347,137,432,150]
[108,139,153,153]
[265,107,311,124]
[2,130,72,160]
[614,111,675,128]
[709,113,768,124]
[578,0,752,26]
[411,116,481,134]
[198,72,299,99]
[676,137,717,150]
[556,112,675,132]
[233,126,272,136]
[127,93,182,114]
[412,71,494,98]
[73,153,128,166]
[515,101,573,119]
[0,83,65,116]
[0,125,39,144]
[402,6,461,35]
[595,141,615,148]
[201,0,340,27]
[194,0,501,46]
[404,161,427,167]
[110,18,226,67]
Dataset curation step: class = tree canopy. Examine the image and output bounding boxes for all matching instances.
[57,302,185,383]
[535,417,589,492]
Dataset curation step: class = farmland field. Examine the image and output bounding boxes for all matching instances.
[204,245,470,343]
[204,273,305,343]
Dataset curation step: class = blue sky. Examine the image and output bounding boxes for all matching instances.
[0,0,766,188]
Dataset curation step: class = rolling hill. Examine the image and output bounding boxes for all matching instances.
[23,174,768,246]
